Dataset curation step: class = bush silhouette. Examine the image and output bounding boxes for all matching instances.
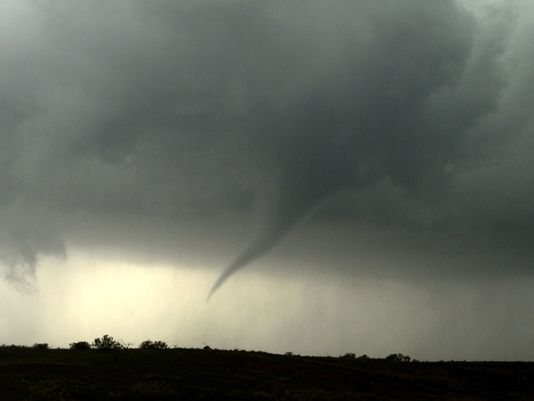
[32,343,49,350]
[70,341,91,351]
[92,335,124,351]
[340,352,356,360]
[139,340,168,350]
[385,353,411,362]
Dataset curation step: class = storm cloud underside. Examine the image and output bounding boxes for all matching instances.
[1,0,534,297]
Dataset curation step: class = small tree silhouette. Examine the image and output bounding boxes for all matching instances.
[92,335,124,351]
[70,341,91,351]
[32,343,49,350]
[139,340,168,350]
[385,353,411,362]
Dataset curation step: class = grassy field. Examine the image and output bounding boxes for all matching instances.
[1,347,533,400]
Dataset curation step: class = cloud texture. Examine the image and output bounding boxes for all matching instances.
[1,0,534,293]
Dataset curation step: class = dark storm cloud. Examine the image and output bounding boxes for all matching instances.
[1,1,533,290]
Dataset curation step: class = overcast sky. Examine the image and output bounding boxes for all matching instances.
[1,0,534,360]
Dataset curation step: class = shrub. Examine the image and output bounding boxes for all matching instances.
[139,340,169,350]
[340,352,356,360]
[32,343,49,350]
[385,353,411,362]
[70,341,91,351]
[92,335,124,351]
[0,344,27,350]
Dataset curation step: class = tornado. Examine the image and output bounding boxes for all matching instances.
[207,215,300,301]
[208,157,357,300]
[205,0,492,299]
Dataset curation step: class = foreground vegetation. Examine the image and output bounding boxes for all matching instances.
[0,343,533,400]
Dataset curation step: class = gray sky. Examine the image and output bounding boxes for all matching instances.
[1,0,534,360]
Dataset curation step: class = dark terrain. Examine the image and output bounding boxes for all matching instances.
[1,347,534,400]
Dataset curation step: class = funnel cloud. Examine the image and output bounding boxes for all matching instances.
[207,0,520,295]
